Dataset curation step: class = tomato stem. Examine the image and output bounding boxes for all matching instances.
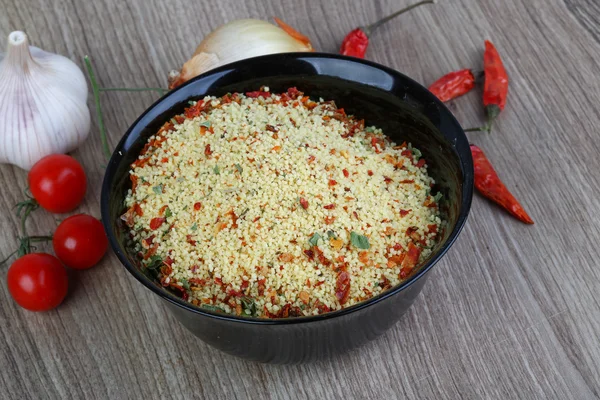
[15,193,39,237]
[28,236,53,242]
[0,250,18,266]
[1,191,50,266]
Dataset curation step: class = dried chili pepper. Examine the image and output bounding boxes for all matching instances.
[482,40,508,125]
[465,40,509,133]
[470,144,533,224]
[340,0,435,58]
[429,69,475,102]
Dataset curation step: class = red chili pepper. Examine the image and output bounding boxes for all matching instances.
[483,40,509,125]
[340,0,435,58]
[470,144,533,224]
[428,69,475,102]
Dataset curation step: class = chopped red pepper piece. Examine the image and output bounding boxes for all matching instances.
[399,242,421,279]
[150,217,166,230]
[246,91,271,98]
[299,197,309,209]
[335,271,351,305]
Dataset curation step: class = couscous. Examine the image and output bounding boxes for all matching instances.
[122,87,442,318]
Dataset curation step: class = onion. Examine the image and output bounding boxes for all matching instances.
[168,18,313,89]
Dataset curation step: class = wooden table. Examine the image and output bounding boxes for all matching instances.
[1,0,599,398]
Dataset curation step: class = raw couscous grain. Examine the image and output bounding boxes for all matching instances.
[122,87,442,318]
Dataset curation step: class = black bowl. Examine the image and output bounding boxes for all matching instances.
[101,53,473,364]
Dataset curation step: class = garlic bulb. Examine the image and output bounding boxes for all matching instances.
[0,31,90,170]
[168,18,313,89]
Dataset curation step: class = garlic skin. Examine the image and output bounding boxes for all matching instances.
[0,31,90,170]
[168,19,313,89]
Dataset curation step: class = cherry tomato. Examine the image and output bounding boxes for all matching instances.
[28,154,87,213]
[53,214,108,270]
[7,253,68,311]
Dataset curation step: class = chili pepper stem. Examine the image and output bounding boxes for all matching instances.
[362,0,436,37]
[464,126,491,133]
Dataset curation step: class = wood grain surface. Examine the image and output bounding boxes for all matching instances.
[1,0,599,398]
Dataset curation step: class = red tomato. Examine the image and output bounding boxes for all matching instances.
[53,214,108,270]
[7,253,68,311]
[28,154,87,213]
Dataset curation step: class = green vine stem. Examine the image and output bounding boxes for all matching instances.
[84,55,111,161]
[100,87,167,95]
[83,56,168,161]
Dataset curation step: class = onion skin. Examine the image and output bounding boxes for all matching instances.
[168,19,313,89]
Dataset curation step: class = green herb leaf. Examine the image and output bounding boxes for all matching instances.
[188,100,197,105]
[309,233,322,247]
[241,297,258,317]
[165,207,173,218]
[213,165,220,175]
[191,222,198,231]
[201,304,225,313]
[146,255,163,269]
[179,278,190,290]
[153,184,163,194]
[199,121,211,128]
[235,163,243,174]
[412,148,422,160]
[350,231,370,249]
[365,126,376,133]
[433,192,443,203]
[327,230,337,239]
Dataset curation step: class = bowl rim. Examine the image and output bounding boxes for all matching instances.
[101,52,473,325]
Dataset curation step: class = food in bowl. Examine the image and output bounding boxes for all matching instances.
[122,87,442,318]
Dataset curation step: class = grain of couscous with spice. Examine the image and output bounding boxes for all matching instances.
[122,87,442,318]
